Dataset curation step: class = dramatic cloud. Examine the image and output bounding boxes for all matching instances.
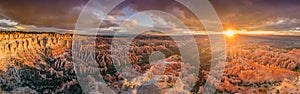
[0,0,300,33]
[210,0,300,31]
[0,0,88,29]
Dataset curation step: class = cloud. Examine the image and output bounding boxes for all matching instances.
[0,19,18,27]
[1,0,300,33]
[210,0,300,31]
[247,17,300,31]
[0,24,71,33]
[0,0,88,29]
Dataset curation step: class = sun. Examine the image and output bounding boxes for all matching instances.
[225,30,235,37]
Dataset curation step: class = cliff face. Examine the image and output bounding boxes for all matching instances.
[198,43,300,94]
[0,32,77,93]
[0,32,72,71]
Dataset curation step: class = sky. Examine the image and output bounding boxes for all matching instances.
[0,0,300,35]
